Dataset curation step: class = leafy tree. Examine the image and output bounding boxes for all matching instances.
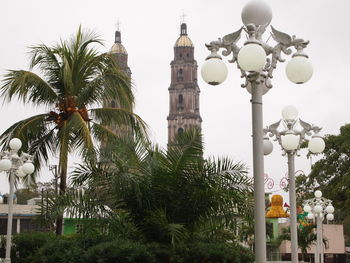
[296,124,350,242]
[0,27,147,234]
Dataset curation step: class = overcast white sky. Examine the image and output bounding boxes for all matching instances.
[0,0,349,200]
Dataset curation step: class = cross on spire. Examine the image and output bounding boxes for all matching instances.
[180,11,186,24]
[115,19,121,31]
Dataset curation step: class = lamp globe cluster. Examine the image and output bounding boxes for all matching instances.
[303,190,335,222]
[279,106,326,153]
[0,138,35,176]
[201,0,313,88]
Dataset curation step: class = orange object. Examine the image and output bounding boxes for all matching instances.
[266,194,289,218]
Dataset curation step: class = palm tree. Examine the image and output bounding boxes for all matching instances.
[0,27,147,234]
[46,128,252,245]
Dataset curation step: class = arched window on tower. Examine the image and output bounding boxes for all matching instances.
[178,128,184,135]
[178,94,183,104]
[177,94,184,111]
[177,68,183,81]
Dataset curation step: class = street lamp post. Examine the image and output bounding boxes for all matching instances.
[303,191,334,263]
[264,106,325,263]
[0,138,35,263]
[201,1,313,262]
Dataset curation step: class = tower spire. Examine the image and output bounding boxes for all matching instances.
[114,20,121,43]
[180,12,187,36]
[180,11,186,24]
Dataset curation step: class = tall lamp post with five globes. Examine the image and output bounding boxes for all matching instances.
[303,190,334,263]
[0,138,35,263]
[201,1,313,262]
[264,106,325,263]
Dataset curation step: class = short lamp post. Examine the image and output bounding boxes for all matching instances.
[303,191,334,263]
[0,138,35,263]
[201,1,313,262]
[264,106,325,263]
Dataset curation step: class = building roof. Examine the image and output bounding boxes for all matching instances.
[175,36,193,47]
[174,23,193,47]
[0,204,39,217]
[110,43,127,54]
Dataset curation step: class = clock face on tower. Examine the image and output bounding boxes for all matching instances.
[167,23,202,144]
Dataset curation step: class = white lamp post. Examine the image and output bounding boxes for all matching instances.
[201,1,312,262]
[264,106,325,263]
[303,191,334,263]
[0,138,35,263]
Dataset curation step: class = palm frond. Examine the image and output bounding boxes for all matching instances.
[0,114,56,172]
[67,112,96,162]
[165,127,203,174]
[89,107,148,139]
[1,70,57,106]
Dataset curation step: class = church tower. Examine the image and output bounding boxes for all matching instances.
[103,29,132,137]
[167,23,202,143]
[105,29,131,110]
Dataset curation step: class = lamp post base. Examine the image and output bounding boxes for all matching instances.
[4,257,11,263]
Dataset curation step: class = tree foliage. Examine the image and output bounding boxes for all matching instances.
[0,26,147,187]
[41,128,253,246]
[295,124,350,243]
[0,26,147,233]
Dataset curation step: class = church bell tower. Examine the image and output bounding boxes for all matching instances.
[167,23,202,143]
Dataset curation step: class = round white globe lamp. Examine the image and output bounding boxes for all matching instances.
[201,58,228,86]
[308,136,325,154]
[9,138,22,151]
[314,190,322,198]
[326,205,334,214]
[241,0,272,26]
[263,138,273,155]
[326,213,334,221]
[282,105,298,121]
[22,162,35,175]
[281,134,299,151]
[237,43,266,72]
[286,56,313,84]
[0,158,12,171]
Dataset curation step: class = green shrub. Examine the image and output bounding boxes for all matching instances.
[11,232,253,263]
[84,239,156,263]
[11,232,56,263]
[174,241,254,263]
[32,236,85,263]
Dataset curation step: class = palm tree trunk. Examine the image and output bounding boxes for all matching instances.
[55,166,67,235]
[56,128,69,235]
[301,248,308,262]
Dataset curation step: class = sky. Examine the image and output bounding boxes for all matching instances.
[0,0,349,200]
